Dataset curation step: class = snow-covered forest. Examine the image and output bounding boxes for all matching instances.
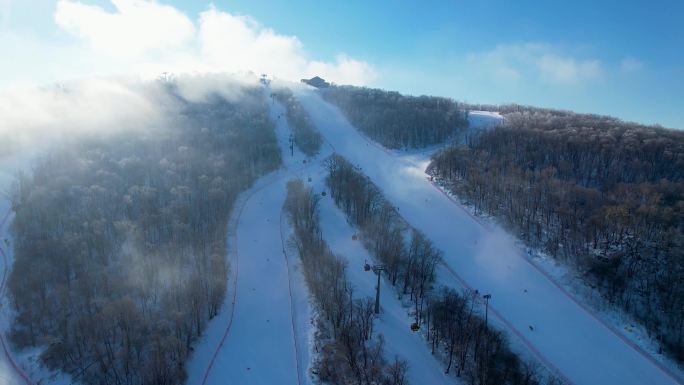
[284,179,409,385]
[273,87,323,157]
[428,106,684,364]
[321,86,469,149]
[6,83,280,384]
[325,154,556,385]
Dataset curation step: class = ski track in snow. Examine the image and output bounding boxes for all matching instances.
[278,200,304,385]
[294,87,683,385]
[199,164,308,385]
[189,92,317,385]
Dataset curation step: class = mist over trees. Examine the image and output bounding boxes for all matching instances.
[7,83,280,384]
[272,87,322,156]
[324,155,552,384]
[284,179,408,385]
[428,107,684,363]
[321,86,468,149]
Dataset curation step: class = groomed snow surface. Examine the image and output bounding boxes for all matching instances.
[294,87,683,385]
[466,110,503,129]
[186,93,316,385]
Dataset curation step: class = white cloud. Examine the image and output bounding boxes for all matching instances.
[307,54,377,85]
[55,0,195,58]
[466,43,603,85]
[44,0,375,85]
[195,7,306,78]
[0,71,276,163]
[0,76,173,158]
[0,1,377,161]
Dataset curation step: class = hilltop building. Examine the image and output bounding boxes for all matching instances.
[301,76,330,88]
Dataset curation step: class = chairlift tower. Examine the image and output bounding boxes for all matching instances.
[364,262,386,314]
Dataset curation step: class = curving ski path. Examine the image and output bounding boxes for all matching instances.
[187,93,316,385]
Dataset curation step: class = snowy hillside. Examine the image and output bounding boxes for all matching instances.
[0,82,682,385]
[293,86,683,385]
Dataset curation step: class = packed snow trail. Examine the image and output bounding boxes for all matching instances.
[187,95,314,385]
[295,87,682,385]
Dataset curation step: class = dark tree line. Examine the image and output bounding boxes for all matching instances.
[272,87,322,156]
[428,107,684,363]
[321,86,468,149]
[8,84,281,384]
[426,289,552,385]
[324,155,552,384]
[284,179,408,385]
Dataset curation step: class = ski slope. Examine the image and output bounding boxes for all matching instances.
[186,92,327,385]
[294,87,683,385]
[467,110,503,129]
[188,88,457,385]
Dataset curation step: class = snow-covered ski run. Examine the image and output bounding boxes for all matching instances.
[186,92,315,385]
[294,86,683,385]
[187,87,457,385]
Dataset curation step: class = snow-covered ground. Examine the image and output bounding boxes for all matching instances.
[467,110,503,129]
[186,93,317,385]
[294,87,683,385]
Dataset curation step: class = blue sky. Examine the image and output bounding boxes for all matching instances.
[1,0,682,128]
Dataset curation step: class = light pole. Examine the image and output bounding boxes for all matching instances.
[482,293,492,384]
